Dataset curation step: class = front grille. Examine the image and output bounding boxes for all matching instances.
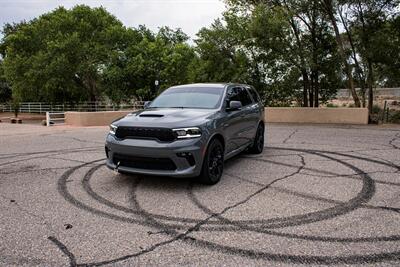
[115,126,176,142]
[113,154,177,171]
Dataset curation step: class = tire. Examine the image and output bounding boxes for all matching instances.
[248,123,264,154]
[198,138,224,185]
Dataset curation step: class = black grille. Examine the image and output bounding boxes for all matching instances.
[113,154,177,171]
[115,126,176,142]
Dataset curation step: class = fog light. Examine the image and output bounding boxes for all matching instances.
[177,152,191,157]
[177,152,195,166]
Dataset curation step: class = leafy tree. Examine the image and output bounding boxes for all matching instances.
[1,1,399,111]
[1,5,127,103]
[192,19,250,83]
[375,16,400,87]
[102,26,196,102]
[0,59,12,102]
[220,0,342,106]
[328,0,400,115]
[322,0,361,107]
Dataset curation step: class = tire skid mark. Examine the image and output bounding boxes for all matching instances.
[0,146,100,158]
[48,236,77,267]
[0,148,101,167]
[53,147,400,265]
[82,165,195,228]
[389,133,400,150]
[226,172,400,216]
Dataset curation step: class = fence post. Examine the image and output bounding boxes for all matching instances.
[46,112,50,127]
[40,103,42,114]
[386,107,390,123]
[382,101,387,122]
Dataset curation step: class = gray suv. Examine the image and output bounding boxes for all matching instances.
[105,83,265,184]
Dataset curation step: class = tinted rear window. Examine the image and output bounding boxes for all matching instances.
[248,87,260,103]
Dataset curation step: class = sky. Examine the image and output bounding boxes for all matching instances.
[0,0,226,40]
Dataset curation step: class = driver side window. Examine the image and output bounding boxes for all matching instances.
[226,87,241,103]
[226,86,252,106]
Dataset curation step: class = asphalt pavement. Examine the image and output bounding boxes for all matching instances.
[0,123,399,266]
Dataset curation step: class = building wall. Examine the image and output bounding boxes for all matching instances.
[265,108,369,124]
[65,111,132,126]
[65,108,369,126]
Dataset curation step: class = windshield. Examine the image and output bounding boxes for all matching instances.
[149,86,224,109]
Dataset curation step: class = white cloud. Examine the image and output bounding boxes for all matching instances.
[0,0,226,40]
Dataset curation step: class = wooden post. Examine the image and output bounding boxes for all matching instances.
[46,112,50,127]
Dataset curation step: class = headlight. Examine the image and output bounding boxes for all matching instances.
[109,124,117,135]
[173,127,202,139]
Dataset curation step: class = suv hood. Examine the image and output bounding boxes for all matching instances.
[115,108,217,128]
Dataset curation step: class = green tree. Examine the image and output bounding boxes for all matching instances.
[218,0,342,106]
[327,0,400,115]
[1,5,127,103]
[375,16,400,87]
[322,0,361,107]
[192,19,251,84]
[102,26,196,101]
[0,59,12,102]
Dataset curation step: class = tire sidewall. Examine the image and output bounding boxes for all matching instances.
[200,138,224,185]
[251,123,265,154]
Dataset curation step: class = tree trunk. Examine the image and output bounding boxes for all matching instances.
[338,7,366,107]
[302,71,309,107]
[288,17,310,107]
[309,75,314,107]
[323,0,361,107]
[314,71,319,107]
[367,59,374,116]
[356,0,374,119]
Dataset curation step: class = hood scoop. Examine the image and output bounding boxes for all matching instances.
[139,114,164,118]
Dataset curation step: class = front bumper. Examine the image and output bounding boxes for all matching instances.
[105,134,207,178]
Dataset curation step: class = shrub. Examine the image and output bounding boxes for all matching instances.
[388,110,400,124]
[371,105,382,114]
[11,99,20,118]
[326,103,338,108]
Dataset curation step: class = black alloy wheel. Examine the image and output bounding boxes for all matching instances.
[249,124,264,154]
[199,139,224,185]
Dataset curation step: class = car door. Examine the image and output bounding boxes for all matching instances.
[244,86,263,139]
[237,86,257,144]
[223,86,251,154]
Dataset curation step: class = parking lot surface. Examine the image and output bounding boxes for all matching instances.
[0,123,400,266]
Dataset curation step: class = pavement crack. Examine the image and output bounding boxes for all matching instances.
[283,129,298,144]
[389,132,400,150]
[0,166,77,175]
[67,137,104,145]
[147,230,168,236]
[81,155,306,267]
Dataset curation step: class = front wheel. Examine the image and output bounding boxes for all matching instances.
[248,123,264,154]
[198,139,224,185]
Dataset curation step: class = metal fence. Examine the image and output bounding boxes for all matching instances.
[0,101,146,114]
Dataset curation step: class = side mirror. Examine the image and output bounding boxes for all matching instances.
[143,101,151,109]
[227,100,242,111]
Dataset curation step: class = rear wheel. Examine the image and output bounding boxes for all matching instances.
[248,123,264,154]
[198,138,224,185]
